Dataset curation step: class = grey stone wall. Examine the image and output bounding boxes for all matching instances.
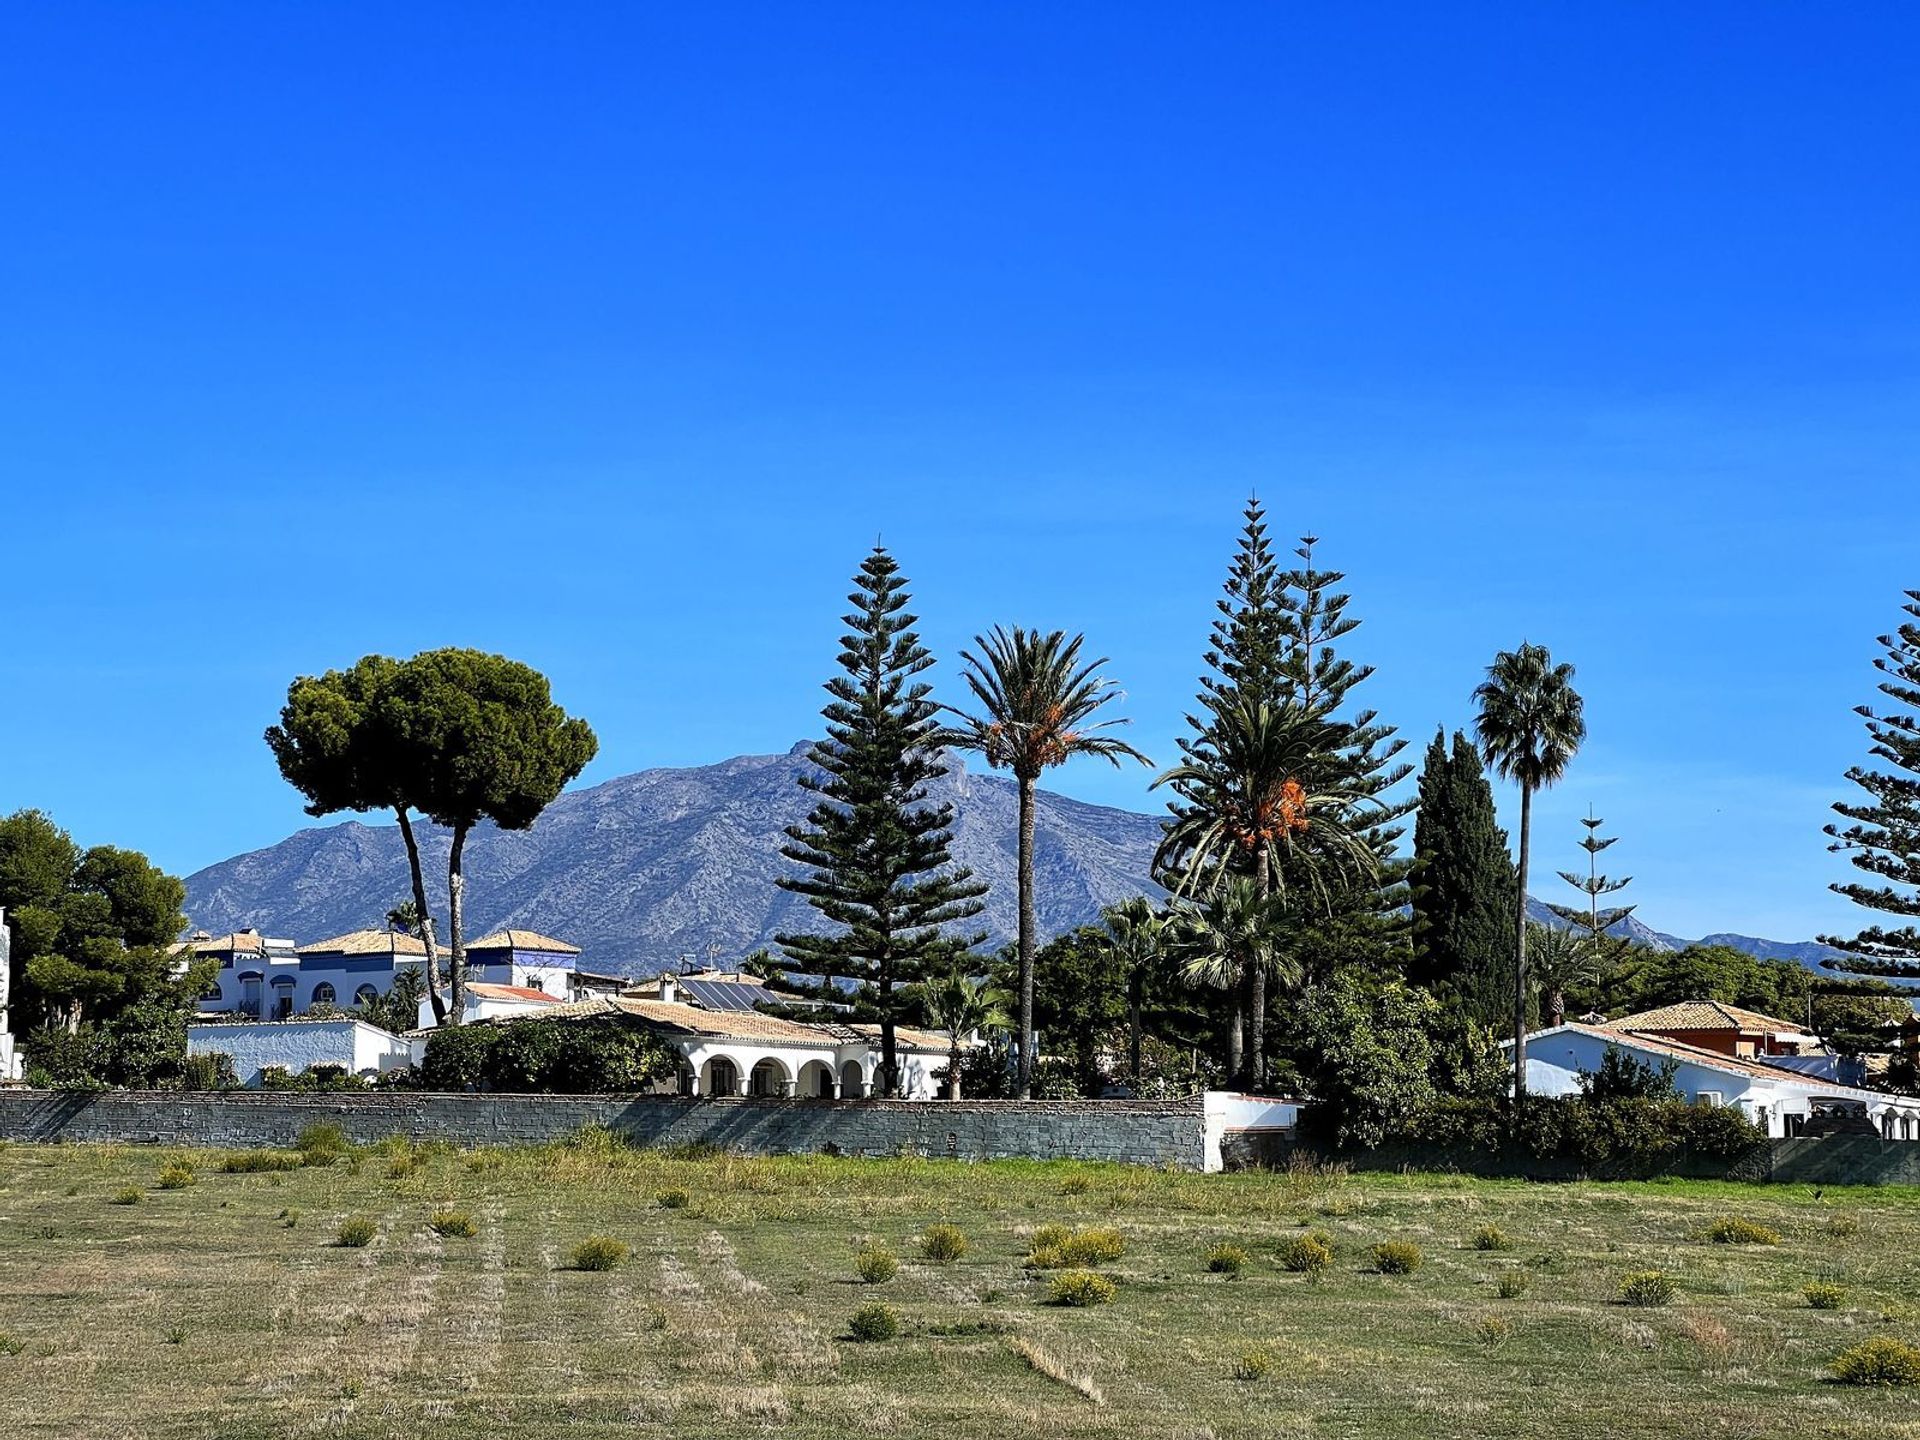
[0,1090,1207,1169]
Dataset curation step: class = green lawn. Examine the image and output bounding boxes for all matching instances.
[2,1131,1918,1438]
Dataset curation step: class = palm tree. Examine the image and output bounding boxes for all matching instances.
[1172,877,1299,1087]
[942,627,1150,1099]
[1154,697,1381,1085]
[1098,896,1166,1083]
[922,968,1010,1100]
[1473,642,1586,1103]
[1524,921,1603,1030]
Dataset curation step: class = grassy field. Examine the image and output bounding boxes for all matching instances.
[2,1131,1919,1439]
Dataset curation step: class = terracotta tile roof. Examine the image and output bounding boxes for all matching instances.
[1606,1001,1813,1036]
[466,929,581,955]
[298,929,429,957]
[172,930,270,956]
[468,983,561,1004]
[1550,1023,1891,1102]
[850,1023,952,1053]
[467,995,951,1051]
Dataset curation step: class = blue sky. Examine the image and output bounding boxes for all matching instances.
[1,4,1914,942]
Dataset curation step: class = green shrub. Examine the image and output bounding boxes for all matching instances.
[1826,1213,1862,1240]
[1471,1224,1513,1252]
[1063,1227,1126,1265]
[155,1163,196,1191]
[1829,1336,1920,1386]
[1280,1232,1334,1276]
[1617,1270,1678,1307]
[919,1224,969,1263]
[848,1301,899,1342]
[1805,1281,1848,1310]
[570,1236,629,1271]
[1030,1222,1073,1254]
[219,1150,304,1174]
[1705,1217,1781,1246]
[419,1016,680,1093]
[294,1123,349,1165]
[1473,1313,1513,1347]
[109,1187,142,1206]
[854,1243,898,1284]
[1385,1095,1767,1176]
[1495,1268,1532,1300]
[277,1208,301,1229]
[1048,1269,1116,1307]
[429,1210,476,1239]
[334,1215,378,1248]
[161,1323,187,1346]
[1059,1174,1093,1196]
[1370,1241,1422,1275]
[657,1188,691,1210]
[1205,1243,1248,1276]
[179,1052,237,1091]
[0,1333,24,1357]
[1231,1346,1271,1381]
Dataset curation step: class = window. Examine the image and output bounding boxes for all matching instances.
[354,984,379,1008]
[1785,1113,1807,1138]
[1693,1091,1722,1108]
[312,983,337,1006]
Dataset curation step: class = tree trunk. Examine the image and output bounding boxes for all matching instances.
[1512,784,1533,1107]
[947,1040,962,1101]
[1016,774,1038,1101]
[447,823,469,1026]
[1249,954,1267,1091]
[395,808,447,1026]
[1548,985,1565,1030]
[1227,976,1245,1088]
[1127,979,1143,1084]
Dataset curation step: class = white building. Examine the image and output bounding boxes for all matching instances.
[1522,1022,1920,1140]
[186,1016,415,1087]
[418,981,565,1028]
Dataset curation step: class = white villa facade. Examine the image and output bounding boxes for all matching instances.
[1522,1022,1920,1140]
[186,1016,415,1087]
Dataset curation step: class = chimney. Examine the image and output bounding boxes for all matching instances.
[660,973,678,1005]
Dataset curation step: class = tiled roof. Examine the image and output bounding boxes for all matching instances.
[469,995,950,1050]
[1606,1001,1812,1035]
[1548,1023,1891,1102]
[466,929,581,955]
[298,929,429,957]
[173,930,269,955]
[468,983,561,1004]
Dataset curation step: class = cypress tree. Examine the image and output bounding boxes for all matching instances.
[774,547,988,1095]
[1820,591,1920,976]
[1408,729,1518,1009]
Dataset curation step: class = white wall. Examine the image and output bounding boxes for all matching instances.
[187,1020,413,1087]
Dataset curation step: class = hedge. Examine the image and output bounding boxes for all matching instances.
[416,1016,679,1093]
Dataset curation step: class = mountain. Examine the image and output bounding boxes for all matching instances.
[187,744,1854,981]
[185,745,1166,975]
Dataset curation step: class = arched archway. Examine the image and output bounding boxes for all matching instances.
[312,982,337,1006]
[702,1056,740,1097]
[749,1057,792,1097]
[839,1060,867,1100]
[354,984,379,1007]
[798,1060,835,1098]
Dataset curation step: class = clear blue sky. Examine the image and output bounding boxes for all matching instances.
[2,4,1914,942]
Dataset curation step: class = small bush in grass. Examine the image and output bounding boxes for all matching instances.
[1064,1227,1125,1265]
[1370,1241,1422,1275]
[1617,1270,1678,1307]
[1705,1217,1781,1246]
[110,1187,142,1206]
[848,1301,899,1342]
[854,1243,898,1284]
[155,1164,197,1191]
[1805,1282,1848,1310]
[294,1123,349,1165]
[1059,1174,1093,1196]
[570,1236,629,1272]
[1496,1268,1533,1300]
[1030,1223,1073,1254]
[0,1333,24,1357]
[220,1150,304,1174]
[1280,1233,1334,1277]
[1829,1336,1920,1386]
[161,1323,187,1346]
[919,1224,969,1263]
[1473,1313,1513,1347]
[277,1208,301,1229]
[1048,1269,1116,1307]
[1471,1224,1514,1252]
[657,1188,691,1210]
[334,1215,378,1249]
[430,1210,476,1239]
[1826,1213,1861,1240]
[1205,1243,1248,1277]
[1231,1346,1272,1381]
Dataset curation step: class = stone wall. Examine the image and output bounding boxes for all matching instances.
[0,1090,1207,1169]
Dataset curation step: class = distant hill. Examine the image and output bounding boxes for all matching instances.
[185,745,1165,975]
[186,745,1855,981]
